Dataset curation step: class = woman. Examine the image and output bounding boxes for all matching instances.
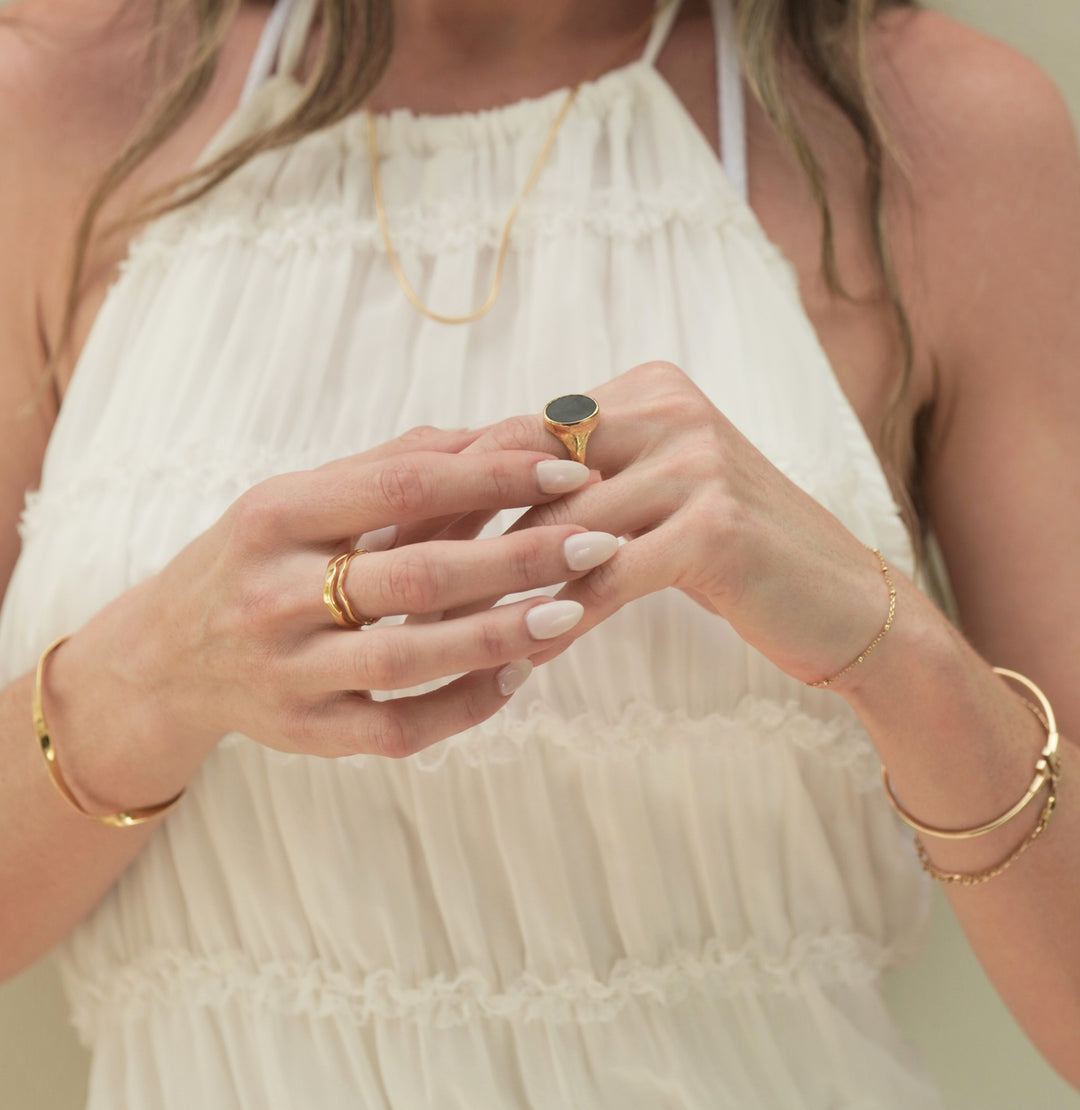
[0,0,1077,1105]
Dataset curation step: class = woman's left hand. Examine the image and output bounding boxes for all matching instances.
[423,361,903,689]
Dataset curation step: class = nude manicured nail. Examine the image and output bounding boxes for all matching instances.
[496,659,533,697]
[535,459,591,494]
[564,531,618,572]
[357,524,398,552]
[525,600,584,640]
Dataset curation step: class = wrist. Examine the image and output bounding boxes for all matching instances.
[831,573,1046,871]
[828,570,954,710]
[41,585,215,814]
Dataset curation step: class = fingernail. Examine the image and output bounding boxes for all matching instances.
[525,600,584,640]
[535,459,590,494]
[358,524,398,552]
[564,531,618,572]
[496,659,533,697]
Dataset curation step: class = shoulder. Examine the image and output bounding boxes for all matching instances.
[0,1,151,184]
[868,7,1077,193]
[866,8,1080,373]
[0,2,154,321]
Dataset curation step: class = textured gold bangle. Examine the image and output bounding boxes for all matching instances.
[33,634,186,828]
[915,785,1057,886]
[806,547,896,689]
[882,666,1061,840]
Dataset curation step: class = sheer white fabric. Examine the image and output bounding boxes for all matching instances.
[0,0,944,1104]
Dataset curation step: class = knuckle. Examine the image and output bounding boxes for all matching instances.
[228,480,284,549]
[486,458,520,504]
[360,635,413,690]
[386,550,441,612]
[222,567,281,637]
[473,615,510,661]
[656,385,705,425]
[459,685,495,730]
[366,708,415,759]
[398,424,440,446]
[524,501,566,528]
[497,414,542,452]
[640,358,687,384]
[701,487,745,538]
[376,459,431,516]
[508,534,546,584]
[578,558,619,606]
[283,698,322,750]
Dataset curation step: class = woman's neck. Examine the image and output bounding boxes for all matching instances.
[392,0,656,55]
[366,0,660,114]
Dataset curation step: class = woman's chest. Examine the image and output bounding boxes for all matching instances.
[56,9,936,478]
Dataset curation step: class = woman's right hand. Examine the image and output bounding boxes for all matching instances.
[42,426,616,813]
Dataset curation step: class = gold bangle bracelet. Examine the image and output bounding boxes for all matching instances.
[33,634,186,829]
[882,666,1061,840]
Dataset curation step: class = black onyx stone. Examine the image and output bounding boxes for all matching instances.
[545,394,598,426]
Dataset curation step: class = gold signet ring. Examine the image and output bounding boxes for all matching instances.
[542,394,600,466]
[323,549,378,629]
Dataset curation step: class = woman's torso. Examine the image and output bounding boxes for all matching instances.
[3,1,945,1106]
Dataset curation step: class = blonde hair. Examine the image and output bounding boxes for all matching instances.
[57,0,922,544]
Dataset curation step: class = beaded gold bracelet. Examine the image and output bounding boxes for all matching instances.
[914,788,1057,886]
[33,634,186,828]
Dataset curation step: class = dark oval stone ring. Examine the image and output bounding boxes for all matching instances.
[541,394,600,467]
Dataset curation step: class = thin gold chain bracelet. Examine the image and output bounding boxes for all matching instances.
[33,634,186,829]
[806,547,896,689]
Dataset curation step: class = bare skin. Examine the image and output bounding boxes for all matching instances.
[1,0,1079,1089]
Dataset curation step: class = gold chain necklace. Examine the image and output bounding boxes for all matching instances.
[366,0,671,325]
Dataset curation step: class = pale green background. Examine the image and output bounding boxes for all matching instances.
[2,1,1078,1107]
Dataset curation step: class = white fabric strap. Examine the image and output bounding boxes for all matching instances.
[239,0,296,108]
[641,0,685,67]
[713,0,747,201]
[279,0,320,79]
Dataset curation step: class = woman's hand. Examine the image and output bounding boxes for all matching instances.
[44,426,619,811]
[422,361,901,687]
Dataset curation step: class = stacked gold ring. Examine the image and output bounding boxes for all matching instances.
[323,549,378,629]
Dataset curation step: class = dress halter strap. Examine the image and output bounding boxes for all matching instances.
[640,0,685,68]
[238,0,296,108]
[711,0,748,200]
[643,0,748,202]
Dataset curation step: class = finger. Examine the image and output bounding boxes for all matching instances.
[388,461,599,550]
[429,471,670,622]
[506,470,673,540]
[459,402,635,477]
[300,596,587,693]
[363,424,480,460]
[242,452,591,545]
[316,661,534,760]
[328,527,618,622]
[431,473,655,623]
[524,529,681,667]
[427,466,604,544]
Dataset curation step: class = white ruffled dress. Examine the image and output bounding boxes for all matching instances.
[0,0,944,1104]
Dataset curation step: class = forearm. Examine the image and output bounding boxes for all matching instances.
[0,606,212,983]
[839,573,1080,1088]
